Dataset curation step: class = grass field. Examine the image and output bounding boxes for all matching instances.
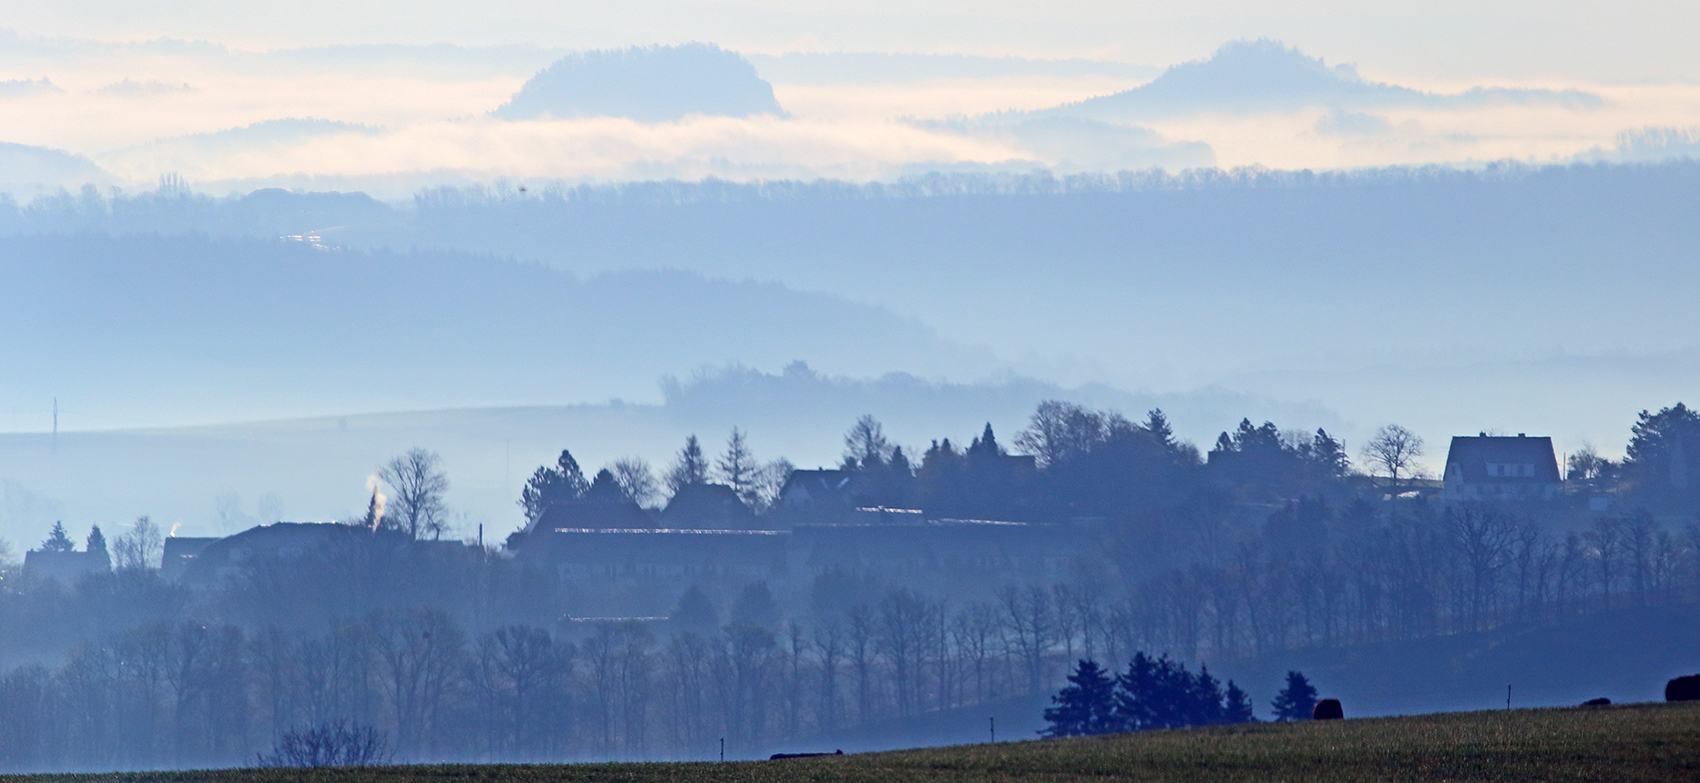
[13,702,1699,783]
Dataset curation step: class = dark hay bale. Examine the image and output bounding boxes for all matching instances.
[1312,698,1344,720]
[1581,697,1612,706]
[1666,675,1700,702]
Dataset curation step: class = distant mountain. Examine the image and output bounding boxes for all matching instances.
[0,233,999,431]
[95,118,385,182]
[0,77,61,96]
[94,77,194,96]
[120,117,380,152]
[491,43,786,122]
[0,142,111,196]
[1031,39,1602,121]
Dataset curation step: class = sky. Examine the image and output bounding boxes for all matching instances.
[9,0,1700,83]
[5,0,1700,192]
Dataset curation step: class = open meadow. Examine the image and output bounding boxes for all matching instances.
[10,701,1697,783]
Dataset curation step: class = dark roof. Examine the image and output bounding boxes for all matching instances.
[778,469,855,507]
[162,536,219,556]
[535,498,654,531]
[1444,435,1561,483]
[659,483,759,529]
[161,536,220,581]
[23,549,110,582]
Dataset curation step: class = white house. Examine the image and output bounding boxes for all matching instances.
[1441,433,1562,503]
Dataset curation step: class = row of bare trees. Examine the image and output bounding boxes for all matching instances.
[0,591,1103,771]
[4,501,1699,772]
[1111,505,1700,662]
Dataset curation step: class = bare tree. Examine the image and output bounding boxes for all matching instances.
[997,584,1053,693]
[368,608,466,757]
[811,620,844,732]
[1585,516,1623,607]
[256,493,284,524]
[1446,506,1517,630]
[1362,425,1424,490]
[1015,400,1105,468]
[215,491,251,533]
[256,721,392,767]
[610,457,660,507]
[379,448,449,540]
[112,516,163,570]
[843,415,892,469]
[1566,443,1610,484]
[753,458,795,513]
[467,625,569,757]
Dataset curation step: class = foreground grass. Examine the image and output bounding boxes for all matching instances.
[13,702,1699,783]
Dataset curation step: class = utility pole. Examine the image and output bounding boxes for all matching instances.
[1507,684,1511,710]
[719,737,725,762]
[989,716,995,743]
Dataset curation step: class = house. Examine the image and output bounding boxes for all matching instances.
[776,469,855,512]
[160,536,219,582]
[22,548,110,583]
[527,497,654,534]
[177,521,396,589]
[658,483,760,529]
[1441,434,1562,503]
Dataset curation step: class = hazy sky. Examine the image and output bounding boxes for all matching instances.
[10,0,1699,82]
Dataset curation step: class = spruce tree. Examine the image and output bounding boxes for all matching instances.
[1223,680,1257,723]
[1271,670,1319,721]
[585,468,624,500]
[1145,409,1176,450]
[519,448,591,526]
[1113,652,1158,730]
[666,435,710,494]
[85,525,107,556]
[967,423,1002,459]
[1043,659,1117,737]
[1191,664,1226,726]
[41,521,74,552]
[670,585,719,635]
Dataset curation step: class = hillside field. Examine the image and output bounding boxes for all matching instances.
[10,701,1698,783]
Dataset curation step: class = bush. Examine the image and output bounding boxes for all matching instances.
[256,721,393,768]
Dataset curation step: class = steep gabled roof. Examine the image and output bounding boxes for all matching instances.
[778,469,855,507]
[1444,435,1561,483]
[535,498,655,531]
[659,483,758,530]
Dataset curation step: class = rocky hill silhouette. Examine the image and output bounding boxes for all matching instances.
[492,43,786,122]
[1032,39,1601,121]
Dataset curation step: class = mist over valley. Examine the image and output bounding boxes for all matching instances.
[4,7,1700,776]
